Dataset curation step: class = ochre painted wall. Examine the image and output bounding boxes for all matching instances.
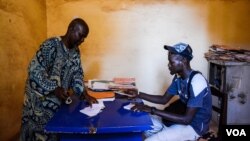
[208,0,250,48]
[0,0,250,140]
[0,0,46,140]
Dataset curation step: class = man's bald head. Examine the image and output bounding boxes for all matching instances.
[63,18,89,49]
[67,18,89,35]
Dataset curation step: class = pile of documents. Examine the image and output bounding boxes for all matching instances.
[204,44,250,62]
[88,77,137,91]
[80,77,136,117]
[81,77,137,117]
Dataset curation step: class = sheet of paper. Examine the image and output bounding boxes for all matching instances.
[79,101,105,117]
[92,82,109,90]
[123,103,135,110]
[98,97,115,102]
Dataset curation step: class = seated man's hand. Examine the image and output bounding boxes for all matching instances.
[131,103,151,113]
[122,88,139,98]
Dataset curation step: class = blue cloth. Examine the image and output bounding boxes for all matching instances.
[167,72,212,135]
[20,37,86,141]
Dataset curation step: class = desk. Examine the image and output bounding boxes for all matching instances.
[44,95,153,141]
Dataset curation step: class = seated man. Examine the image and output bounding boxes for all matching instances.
[129,42,212,141]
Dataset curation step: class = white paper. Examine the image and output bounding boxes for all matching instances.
[123,103,135,110]
[80,101,105,117]
[98,97,115,102]
[88,80,111,90]
[92,82,109,90]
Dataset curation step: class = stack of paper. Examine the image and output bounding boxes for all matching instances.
[113,77,136,85]
[108,83,137,90]
[87,78,137,91]
[109,77,137,90]
[205,44,250,62]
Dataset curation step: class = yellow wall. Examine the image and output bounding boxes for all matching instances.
[208,0,250,48]
[0,0,250,140]
[0,0,46,140]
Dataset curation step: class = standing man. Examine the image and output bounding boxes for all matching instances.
[131,43,212,141]
[20,18,97,141]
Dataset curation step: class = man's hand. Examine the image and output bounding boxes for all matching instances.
[122,88,139,98]
[131,103,152,113]
[54,87,68,101]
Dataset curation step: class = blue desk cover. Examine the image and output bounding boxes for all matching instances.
[44,96,153,134]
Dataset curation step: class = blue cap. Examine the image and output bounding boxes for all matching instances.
[164,42,193,61]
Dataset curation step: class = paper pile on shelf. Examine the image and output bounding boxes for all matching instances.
[204,44,250,62]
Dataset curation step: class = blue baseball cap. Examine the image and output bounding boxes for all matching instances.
[164,42,193,61]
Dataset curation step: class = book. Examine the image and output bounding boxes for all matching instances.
[88,80,112,91]
[113,77,136,85]
[109,77,137,90]
[114,90,135,97]
[87,77,137,91]
[87,89,115,99]
[108,83,137,90]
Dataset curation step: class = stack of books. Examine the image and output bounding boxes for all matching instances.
[88,80,112,91]
[88,77,137,91]
[204,44,250,62]
[109,77,136,90]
